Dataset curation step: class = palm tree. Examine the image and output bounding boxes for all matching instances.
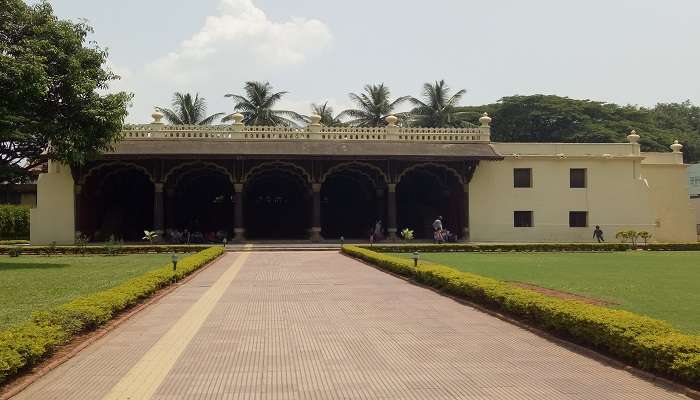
[310,102,343,126]
[223,81,304,126]
[156,92,224,125]
[338,84,409,127]
[408,80,468,127]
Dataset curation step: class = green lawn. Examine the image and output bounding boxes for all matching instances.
[392,251,700,334]
[0,254,175,330]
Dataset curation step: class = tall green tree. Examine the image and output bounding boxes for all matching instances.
[408,80,469,127]
[223,81,303,126]
[156,92,223,125]
[309,102,343,126]
[339,84,409,127]
[457,95,700,162]
[0,0,131,183]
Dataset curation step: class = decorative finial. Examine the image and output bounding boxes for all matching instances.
[309,114,322,126]
[151,107,164,124]
[479,112,492,127]
[385,115,398,127]
[627,129,640,144]
[670,140,683,153]
[231,113,244,125]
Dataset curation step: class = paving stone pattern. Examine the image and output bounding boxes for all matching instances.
[13,252,691,399]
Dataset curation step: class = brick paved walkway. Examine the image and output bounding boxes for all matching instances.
[13,251,691,399]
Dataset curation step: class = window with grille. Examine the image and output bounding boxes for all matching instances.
[513,168,532,188]
[514,211,533,227]
[570,168,587,188]
[569,211,588,227]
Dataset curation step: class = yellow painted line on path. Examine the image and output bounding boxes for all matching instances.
[103,245,253,400]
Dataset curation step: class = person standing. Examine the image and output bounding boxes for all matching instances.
[593,225,605,243]
[432,216,444,244]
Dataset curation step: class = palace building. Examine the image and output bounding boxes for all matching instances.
[30,112,697,244]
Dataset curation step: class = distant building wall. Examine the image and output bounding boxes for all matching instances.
[688,163,700,197]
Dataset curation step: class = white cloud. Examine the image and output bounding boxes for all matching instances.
[146,0,332,85]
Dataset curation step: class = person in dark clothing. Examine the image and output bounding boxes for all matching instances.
[593,225,605,243]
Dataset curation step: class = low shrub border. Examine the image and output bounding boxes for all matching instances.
[365,242,700,253]
[0,246,225,385]
[0,244,212,256]
[342,245,700,388]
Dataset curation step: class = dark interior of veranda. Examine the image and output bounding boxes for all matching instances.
[74,141,499,242]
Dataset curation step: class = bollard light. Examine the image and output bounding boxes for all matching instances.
[412,251,420,268]
[340,236,344,246]
[223,238,228,248]
[171,254,178,271]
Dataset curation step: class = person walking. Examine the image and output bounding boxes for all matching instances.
[593,225,605,243]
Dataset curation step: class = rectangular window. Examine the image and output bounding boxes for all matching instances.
[570,168,587,188]
[569,211,588,227]
[513,168,532,188]
[514,211,533,227]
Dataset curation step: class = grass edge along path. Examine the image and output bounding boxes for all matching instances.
[341,245,700,389]
[0,246,225,386]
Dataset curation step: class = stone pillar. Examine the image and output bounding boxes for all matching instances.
[310,183,322,242]
[153,183,164,233]
[233,183,245,241]
[463,183,470,242]
[74,184,82,236]
[387,183,397,241]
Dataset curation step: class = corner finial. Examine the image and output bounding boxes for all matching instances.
[385,115,398,127]
[151,107,164,124]
[231,113,244,125]
[479,112,492,127]
[309,114,322,126]
[627,129,640,144]
[670,140,683,153]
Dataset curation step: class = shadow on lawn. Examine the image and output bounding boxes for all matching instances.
[0,262,69,271]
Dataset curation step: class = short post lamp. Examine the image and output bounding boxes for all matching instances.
[340,236,344,246]
[412,251,420,268]
[171,254,178,271]
[223,238,228,248]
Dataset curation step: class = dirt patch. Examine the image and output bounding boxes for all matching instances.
[509,282,616,306]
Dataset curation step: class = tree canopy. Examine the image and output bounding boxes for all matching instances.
[339,84,409,127]
[408,80,469,128]
[457,95,700,163]
[0,0,131,183]
[157,92,223,125]
[223,81,303,126]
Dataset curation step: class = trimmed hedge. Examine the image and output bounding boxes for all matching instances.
[366,242,700,253]
[0,205,29,239]
[342,245,700,387]
[0,246,224,384]
[0,244,212,256]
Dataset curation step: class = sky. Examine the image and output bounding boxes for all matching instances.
[46,0,700,124]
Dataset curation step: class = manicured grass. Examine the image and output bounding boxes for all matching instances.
[0,254,175,330]
[392,251,700,334]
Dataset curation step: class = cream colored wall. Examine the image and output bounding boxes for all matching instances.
[470,157,652,242]
[640,161,696,242]
[30,161,75,245]
[469,142,695,243]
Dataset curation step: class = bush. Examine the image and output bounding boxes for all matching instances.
[366,243,632,253]
[341,245,700,386]
[0,244,212,256]
[364,242,700,253]
[0,246,224,384]
[0,205,29,239]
